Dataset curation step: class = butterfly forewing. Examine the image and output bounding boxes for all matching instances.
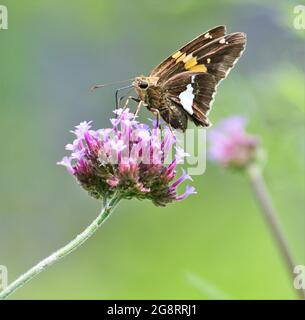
[159,32,246,83]
[150,25,226,79]
[189,32,246,82]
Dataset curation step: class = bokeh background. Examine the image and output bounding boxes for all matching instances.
[0,0,304,299]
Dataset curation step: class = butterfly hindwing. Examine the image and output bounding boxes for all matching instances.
[164,72,217,129]
[158,103,189,132]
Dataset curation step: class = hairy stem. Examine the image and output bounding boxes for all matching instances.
[246,163,305,300]
[0,195,121,300]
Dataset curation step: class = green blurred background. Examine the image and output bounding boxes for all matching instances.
[0,0,304,299]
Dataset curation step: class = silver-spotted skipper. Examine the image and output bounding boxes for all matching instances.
[93,26,246,131]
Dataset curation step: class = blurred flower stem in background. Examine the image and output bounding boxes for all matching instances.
[0,109,196,299]
[246,163,305,300]
[0,194,121,300]
[208,116,305,300]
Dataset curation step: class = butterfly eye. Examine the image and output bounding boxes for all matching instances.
[139,81,149,89]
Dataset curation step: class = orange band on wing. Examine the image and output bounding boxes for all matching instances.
[189,64,207,72]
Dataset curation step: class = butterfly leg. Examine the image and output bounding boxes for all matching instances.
[132,100,147,120]
[115,85,134,109]
[117,86,135,108]
[123,96,140,110]
[115,96,140,120]
[150,108,161,129]
[167,118,174,133]
[161,110,174,133]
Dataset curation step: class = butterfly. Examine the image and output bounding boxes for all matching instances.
[130,25,246,131]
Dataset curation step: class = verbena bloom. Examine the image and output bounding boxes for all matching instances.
[208,116,260,168]
[57,109,196,206]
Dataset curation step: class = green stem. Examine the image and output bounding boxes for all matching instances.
[246,163,305,300]
[0,194,121,300]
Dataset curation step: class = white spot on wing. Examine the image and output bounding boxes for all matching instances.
[179,84,194,115]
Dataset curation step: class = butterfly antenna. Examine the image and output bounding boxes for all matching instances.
[90,78,135,92]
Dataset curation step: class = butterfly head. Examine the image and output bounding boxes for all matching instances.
[133,76,159,99]
[133,76,150,90]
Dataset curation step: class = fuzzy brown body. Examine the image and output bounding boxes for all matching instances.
[132,26,247,131]
[148,85,189,130]
[134,76,189,130]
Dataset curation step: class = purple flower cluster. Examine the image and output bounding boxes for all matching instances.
[58,109,196,206]
[208,116,259,168]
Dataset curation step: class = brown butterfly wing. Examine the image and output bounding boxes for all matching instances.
[190,32,247,82]
[150,26,226,79]
[145,27,246,130]
[158,32,246,83]
[158,32,246,130]
[162,72,216,130]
